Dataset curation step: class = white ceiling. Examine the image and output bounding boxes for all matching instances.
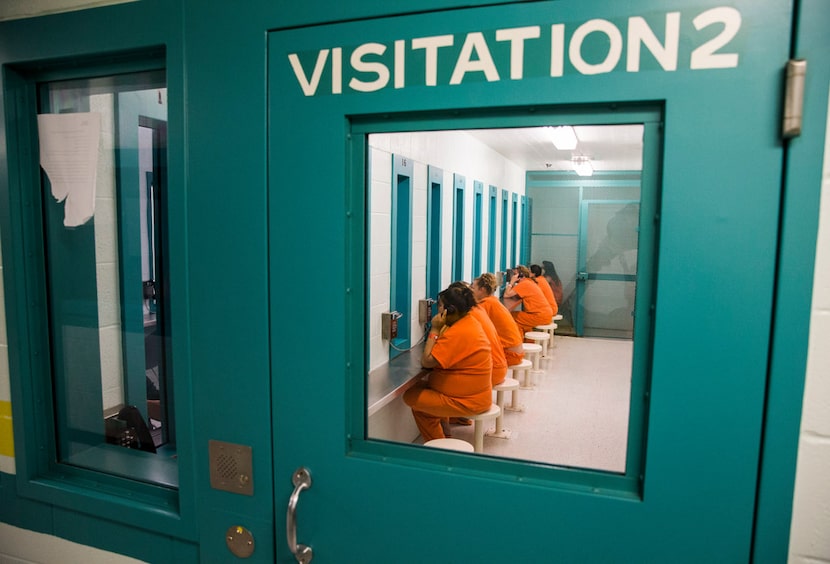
[466,124,644,173]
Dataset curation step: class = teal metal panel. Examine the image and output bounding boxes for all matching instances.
[452,173,466,280]
[511,192,519,266]
[472,180,483,278]
[426,165,443,300]
[487,184,497,273]
[271,2,795,561]
[0,1,198,557]
[391,154,414,354]
[500,188,509,271]
[523,195,529,264]
[752,0,830,560]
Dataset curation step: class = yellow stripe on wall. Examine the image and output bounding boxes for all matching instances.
[0,400,14,458]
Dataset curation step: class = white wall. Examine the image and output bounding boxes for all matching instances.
[367,131,526,371]
[787,89,830,564]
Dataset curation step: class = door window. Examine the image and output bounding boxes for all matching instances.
[360,112,657,492]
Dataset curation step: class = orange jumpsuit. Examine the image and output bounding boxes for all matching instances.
[535,275,559,316]
[479,295,525,366]
[403,314,492,443]
[468,305,508,386]
[510,278,553,337]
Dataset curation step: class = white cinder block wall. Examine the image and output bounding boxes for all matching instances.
[367,131,526,372]
[787,92,830,564]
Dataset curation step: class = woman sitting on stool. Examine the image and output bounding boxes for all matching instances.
[473,272,525,367]
[403,283,493,443]
[502,265,554,336]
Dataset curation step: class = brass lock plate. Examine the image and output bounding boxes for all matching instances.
[226,525,255,558]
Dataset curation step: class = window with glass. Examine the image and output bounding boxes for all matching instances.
[361,113,658,493]
[36,69,175,488]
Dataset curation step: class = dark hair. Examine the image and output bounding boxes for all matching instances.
[530,264,543,277]
[440,282,477,316]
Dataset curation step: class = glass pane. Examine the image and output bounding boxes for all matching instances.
[365,123,646,474]
[583,202,639,339]
[38,70,175,487]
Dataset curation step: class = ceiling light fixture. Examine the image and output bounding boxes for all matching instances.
[547,125,578,150]
[572,155,593,177]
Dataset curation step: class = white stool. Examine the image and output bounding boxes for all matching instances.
[424,438,474,452]
[525,330,551,359]
[487,378,520,439]
[467,404,501,452]
[508,358,534,390]
[533,323,557,355]
[522,343,543,381]
[552,314,563,346]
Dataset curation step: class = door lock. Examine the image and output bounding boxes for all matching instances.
[225,525,255,558]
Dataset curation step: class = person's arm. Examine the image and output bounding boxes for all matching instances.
[421,310,447,368]
[421,330,441,368]
[502,276,521,299]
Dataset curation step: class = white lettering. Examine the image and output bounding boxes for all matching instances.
[570,19,623,75]
[450,32,499,84]
[495,26,541,80]
[394,40,405,89]
[550,23,565,77]
[627,13,680,72]
[349,43,390,92]
[412,35,454,86]
[332,47,342,94]
[287,7,744,95]
[288,50,329,96]
[691,7,741,69]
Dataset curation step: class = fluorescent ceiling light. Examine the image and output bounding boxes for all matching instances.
[572,156,593,176]
[548,126,578,150]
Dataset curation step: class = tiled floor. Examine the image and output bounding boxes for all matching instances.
[424,335,632,473]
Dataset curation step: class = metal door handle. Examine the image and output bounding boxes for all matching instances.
[286,467,313,563]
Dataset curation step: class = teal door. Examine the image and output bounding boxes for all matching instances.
[576,200,640,338]
[267,1,792,562]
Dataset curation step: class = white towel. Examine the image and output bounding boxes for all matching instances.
[37,112,101,227]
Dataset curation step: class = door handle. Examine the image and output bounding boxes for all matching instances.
[286,467,313,563]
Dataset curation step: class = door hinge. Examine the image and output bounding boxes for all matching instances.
[782,59,807,138]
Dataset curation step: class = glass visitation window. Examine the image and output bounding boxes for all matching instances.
[36,69,175,488]
[361,116,657,493]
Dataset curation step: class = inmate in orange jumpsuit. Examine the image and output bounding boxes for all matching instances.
[535,275,559,316]
[511,278,553,337]
[478,295,525,367]
[468,305,507,386]
[403,314,492,443]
